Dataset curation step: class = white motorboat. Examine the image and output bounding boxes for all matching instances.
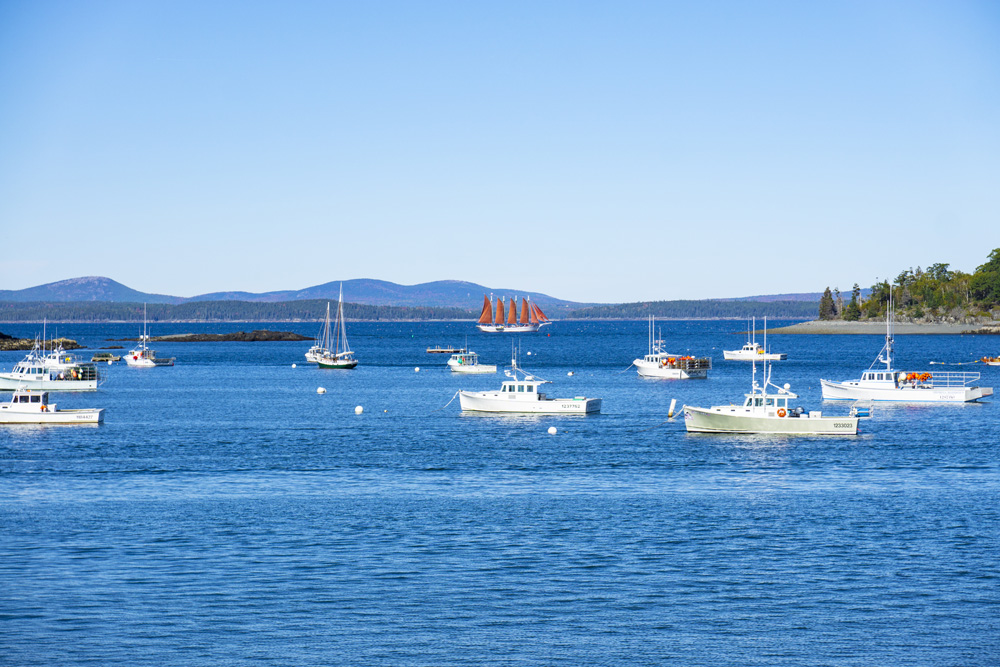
[126,305,175,367]
[317,284,358,369]
[820,300,993,403]
[0,342,101,391]
[982,356,1000,367]
[458,356,600,414]
[447,351,497,374]
[0,388,104,424]
[476,295,551,333]
[723,317,786,360]
[684,357,860,435]
[634,316,711,379]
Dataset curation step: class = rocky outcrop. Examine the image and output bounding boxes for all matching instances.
[138,330,312,342]
[0,334,83,351]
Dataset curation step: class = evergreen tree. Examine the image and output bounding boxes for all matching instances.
[844,283,862,321]
[818,287,835,320]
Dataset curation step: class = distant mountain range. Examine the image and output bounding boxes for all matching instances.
[0,277,587,310]
[0,276,831,311]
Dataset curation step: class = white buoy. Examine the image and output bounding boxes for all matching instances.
[107,360,113,365]
[668,398,677,418]
[567,371,574,376]
[355,405,363,414]
[547,426,557,435]
[414,367,420,372]
[317,387,326,394]
[292,363,297,368]
[527,351,532,355]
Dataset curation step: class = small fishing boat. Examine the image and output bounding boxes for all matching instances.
[317,284,358,369]
[634,316,711,379]
[476,295,551,333]
[723,317,786,360]
[459,354,600,413]
[684,356,860,435]
[91,352,121,363]
[821,298,993,402]
[126,305,175,367]
[0,388,104,424]
[447,351,497,374]
[982,356,1000,367]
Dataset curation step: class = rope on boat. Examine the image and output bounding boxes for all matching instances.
[430,391,460,414]
[618,363,636,374]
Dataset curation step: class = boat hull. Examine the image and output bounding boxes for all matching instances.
[0,374,98,391]
[0,408,104,424]
[723,350,786,361]
[449,364,497,374]
[317,359,358,369]
[683,406,858,435]
[476,323,546,333]
[635,359,708,379]
[820,378,992,402]
[459,391,600,414]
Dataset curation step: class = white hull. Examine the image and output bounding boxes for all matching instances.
[125,356,173,367]
[683,405,857,435]
[820,378,992,403]
[635,359,708,379]
[0,374,97,391]
[476,323,546,333]
[450,364,497,374]
[459,391,600,414]
[0,408,104,424]
[723,349,786,361]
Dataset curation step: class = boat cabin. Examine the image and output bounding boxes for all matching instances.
[449,353,479,365]
[860,370,902,386]
[4,390,51,411]
[499,379,549,399]
[743,394,790,409]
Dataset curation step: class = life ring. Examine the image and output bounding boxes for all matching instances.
[777,408,787,417]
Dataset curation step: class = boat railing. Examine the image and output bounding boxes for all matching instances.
[904,371,981,387]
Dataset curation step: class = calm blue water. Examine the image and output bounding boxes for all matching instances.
[2,320,998,666]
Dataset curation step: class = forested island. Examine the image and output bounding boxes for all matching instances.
[817,248,1000,323]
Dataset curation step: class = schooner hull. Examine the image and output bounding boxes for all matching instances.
[476,323,547,333]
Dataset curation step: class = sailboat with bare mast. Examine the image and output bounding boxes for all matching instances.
[317,284,358,369]
[476,294,551,333]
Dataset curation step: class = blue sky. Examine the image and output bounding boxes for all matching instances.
[1,1,998,303]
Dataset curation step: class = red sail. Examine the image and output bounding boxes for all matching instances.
[519,298,529,324]
[507,298,517,325]
[529,301,538,324]
[495,298,505,325]
[477,295,493,324]
[531,302,549,322]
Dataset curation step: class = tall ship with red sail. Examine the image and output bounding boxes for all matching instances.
[476,295,551,333]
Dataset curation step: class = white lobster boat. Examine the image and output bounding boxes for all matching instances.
[0,343,101,391]
[126,305,175,367]
[723,317,786,360]
[634,316,711,379]
[448,351,497,374]
[476,295,551,333]
[459,357,600,414]
[820,302,993,403]
[0,389,104,424]
[684,359,860,435]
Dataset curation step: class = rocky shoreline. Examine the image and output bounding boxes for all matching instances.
[769,321,1000,335]
[0,333,84,351]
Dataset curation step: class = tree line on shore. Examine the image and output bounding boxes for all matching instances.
[818,248,1000,321]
